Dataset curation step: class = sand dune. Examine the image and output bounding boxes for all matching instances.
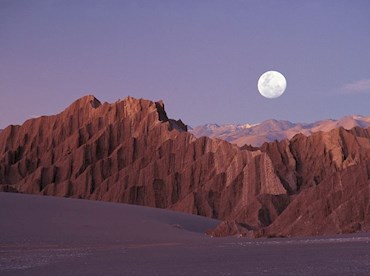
[0,192,219,245]
[1,192,370,275]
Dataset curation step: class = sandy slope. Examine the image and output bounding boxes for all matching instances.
[1,193,370,275]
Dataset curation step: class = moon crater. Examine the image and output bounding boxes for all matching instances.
[257,71,287,99]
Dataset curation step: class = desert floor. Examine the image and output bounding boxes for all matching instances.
[1,192,370,275]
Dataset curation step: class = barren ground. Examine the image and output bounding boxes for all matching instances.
[1,193,370,275]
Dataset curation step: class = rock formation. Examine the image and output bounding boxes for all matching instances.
[256,127,370,236]
[0,95,369,237]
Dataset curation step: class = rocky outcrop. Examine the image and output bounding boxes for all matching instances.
[1,95,369,237]
[0,95,288,231]
[255,127,370,236]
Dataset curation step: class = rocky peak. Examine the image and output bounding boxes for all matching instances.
[1,96,370,238]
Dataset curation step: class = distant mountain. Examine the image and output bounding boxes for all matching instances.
[191,115,370,146]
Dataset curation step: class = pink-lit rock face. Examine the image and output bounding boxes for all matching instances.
[1,95,370,237]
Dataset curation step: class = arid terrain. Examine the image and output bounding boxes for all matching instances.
[191,115,370,146]
[1,192,370,275]
[0,95,370,238]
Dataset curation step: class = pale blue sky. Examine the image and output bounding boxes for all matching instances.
[1,0,370,128]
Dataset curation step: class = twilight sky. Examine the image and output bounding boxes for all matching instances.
[1,0,370,128]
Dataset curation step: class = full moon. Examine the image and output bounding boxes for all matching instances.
[257,71,287,99]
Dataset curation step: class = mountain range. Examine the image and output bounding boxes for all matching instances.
[0,95,369,237]
[191,115,370,147]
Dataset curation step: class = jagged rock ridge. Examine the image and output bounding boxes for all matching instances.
[0,95,288,233]
[0,95,369,237]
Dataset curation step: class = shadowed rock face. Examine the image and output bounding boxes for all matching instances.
[1,95,370,237]
[0,95,288,233]
[254,127,370,237]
